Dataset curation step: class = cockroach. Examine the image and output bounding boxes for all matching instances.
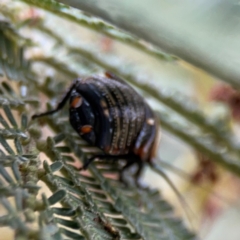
[32,72,160,184]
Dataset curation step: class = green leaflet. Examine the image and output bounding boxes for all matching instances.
[0,15,196,240]
[1,1,239,239]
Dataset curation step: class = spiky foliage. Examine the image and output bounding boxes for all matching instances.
[0,1,239,240]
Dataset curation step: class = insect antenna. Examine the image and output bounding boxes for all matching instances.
[158,159,234,205]
[149,161,197,232]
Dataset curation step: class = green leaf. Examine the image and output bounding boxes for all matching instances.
[2,1,237,239]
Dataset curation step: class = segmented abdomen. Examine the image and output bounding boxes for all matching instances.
[76,74,159,161]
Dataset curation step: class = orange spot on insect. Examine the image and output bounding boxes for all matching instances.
[105,72,113,79]
[80,125,93,135]
[71,96,82,108]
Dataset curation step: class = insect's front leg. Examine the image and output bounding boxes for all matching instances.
[79,154,127,171]
[78,155,104,171]
[32,79,80,119]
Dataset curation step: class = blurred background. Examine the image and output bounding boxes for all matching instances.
[1,0,240,239]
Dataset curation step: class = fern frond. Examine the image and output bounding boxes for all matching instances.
[0,17,196,240]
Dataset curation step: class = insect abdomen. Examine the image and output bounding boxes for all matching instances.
[74,73,159,161]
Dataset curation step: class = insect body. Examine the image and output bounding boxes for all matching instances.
[32,72,160,183]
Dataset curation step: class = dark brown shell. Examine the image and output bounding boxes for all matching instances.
[69,72,160,162]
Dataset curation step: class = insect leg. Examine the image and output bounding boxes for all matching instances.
[78,154,104,171]
[32,80,80,119]
[119,155,142,186]
[119,158,136,183]
[79,154,130,171]
[134,160,144,186]
[79,154,143,187]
